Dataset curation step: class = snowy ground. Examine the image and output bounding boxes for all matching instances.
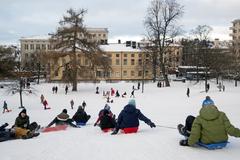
[0,79,240,160]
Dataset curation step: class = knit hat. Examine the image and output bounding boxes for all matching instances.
[62,109,67,113]
[128,99,136,106]
[21,109,27,114]
[104,104,110,111]
[202,96,214,107]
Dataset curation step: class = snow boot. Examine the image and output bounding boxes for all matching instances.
[177,124,187,136]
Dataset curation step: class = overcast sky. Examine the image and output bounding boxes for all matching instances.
[0,0,239,44]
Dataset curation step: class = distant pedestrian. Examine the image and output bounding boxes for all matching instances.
[132,85,135,90]
[2,101,10,113]
[223,85,225,92]
[111,88,115,96]
[96,86,99,94]
[70,99,74,109]
[130,90,135,98]
[43,99,50,110]
[82,101,86,109]
[137,82,140,90]
[40,94,44,104]
[55,86,58,94]
[186,88,190,97]
[65,85,68,95]
[52,86,55,94]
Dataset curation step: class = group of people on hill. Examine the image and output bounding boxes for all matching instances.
[1,95,240,150]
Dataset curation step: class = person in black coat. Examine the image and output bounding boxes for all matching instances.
[112,99,156,135]
[72,106,91,124]
[47,109,77,128]
[14,109,39,131]
[0,123,15,142]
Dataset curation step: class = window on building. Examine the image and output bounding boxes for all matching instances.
[116,54,120,58]
[139,53,142,58]
[124,54,127,57]
[145,70,149,75]
[123,59,128,65]
[47,44,51,50]
[116,72,120,77]
[146,54,149,58]
[138,59,142,65]
[24,44,29,50]
[131,54,135,57]
[54,70,58,77]
[123,70,127,76]
[25,53,28,59]
[30,44,34,50]
[42,44,46,50]
[138,71,142,77]
[36,44,40,50]
[116,59,120,65]
[131,71,135,76]
[98,34,101,37]
[103,34,106,38]
[96,71,102,77]
[131,59,135,65]
[85,59,89,65]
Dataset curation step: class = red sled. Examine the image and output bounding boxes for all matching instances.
[42,125,68,133]
[121,127,138,134]
[102,128,113,133]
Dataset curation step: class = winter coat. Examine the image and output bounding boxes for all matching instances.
[188,105,240,146]
[95,109,113,125]
[116,104,151,129]
[72,108,89,123]
[15,115,30,129]
[47,112,76,127]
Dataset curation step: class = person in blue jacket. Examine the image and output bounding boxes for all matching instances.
[111,99,155,135]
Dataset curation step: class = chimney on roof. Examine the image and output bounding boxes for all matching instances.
[126,41,131,47]
[132,41,136,49]
[118,39,121,44]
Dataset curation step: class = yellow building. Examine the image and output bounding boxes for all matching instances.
[49,42,182,81]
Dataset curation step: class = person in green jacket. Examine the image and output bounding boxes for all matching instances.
[178,105,240,146]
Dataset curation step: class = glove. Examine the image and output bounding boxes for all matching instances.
[149,122,156,128]
[179,139,189,146]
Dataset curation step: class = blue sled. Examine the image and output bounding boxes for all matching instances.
[76,122,86,126]
[197,141,228,150]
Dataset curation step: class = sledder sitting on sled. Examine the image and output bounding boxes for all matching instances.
[72,106,91,125]
[178,102,240,147]
[111,99,155,135]
[47,109,77,128]
[14,109,40,132]
[0,123,39,142]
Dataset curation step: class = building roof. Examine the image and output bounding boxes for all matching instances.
[20,35,51,41]
[100,43,142,52]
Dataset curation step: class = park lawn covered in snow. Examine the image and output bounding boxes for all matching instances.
[0,80,240,160]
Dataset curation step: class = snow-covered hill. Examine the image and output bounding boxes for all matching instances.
[0,80,240,160]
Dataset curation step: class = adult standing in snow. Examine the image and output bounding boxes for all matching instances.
[111,99,156,135]
[96,86,99,94]
[40,94,45,104]
[115,90,120,97]
[14,109,40,132]
[55,86,58,94]
[47,109,77,128]
[186,88,190,97]
[65,85,68,95]
[72,106,91,125]
[130,90,135,98]
[137,82,140,90]
[52,86,55,94]
[178,105,240,146]
[70,99,74,109]
[43,99,50,110]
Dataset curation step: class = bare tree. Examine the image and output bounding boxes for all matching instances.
[144,0,183,86]
[51,8,110,91]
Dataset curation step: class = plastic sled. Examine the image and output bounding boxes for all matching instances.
[121,127,138,134]
[42,125,68,133]
[102,128,113,133]
[76,122,86,126]
[197,141,228,150]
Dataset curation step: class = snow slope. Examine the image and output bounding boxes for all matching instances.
[0,80,240,160]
